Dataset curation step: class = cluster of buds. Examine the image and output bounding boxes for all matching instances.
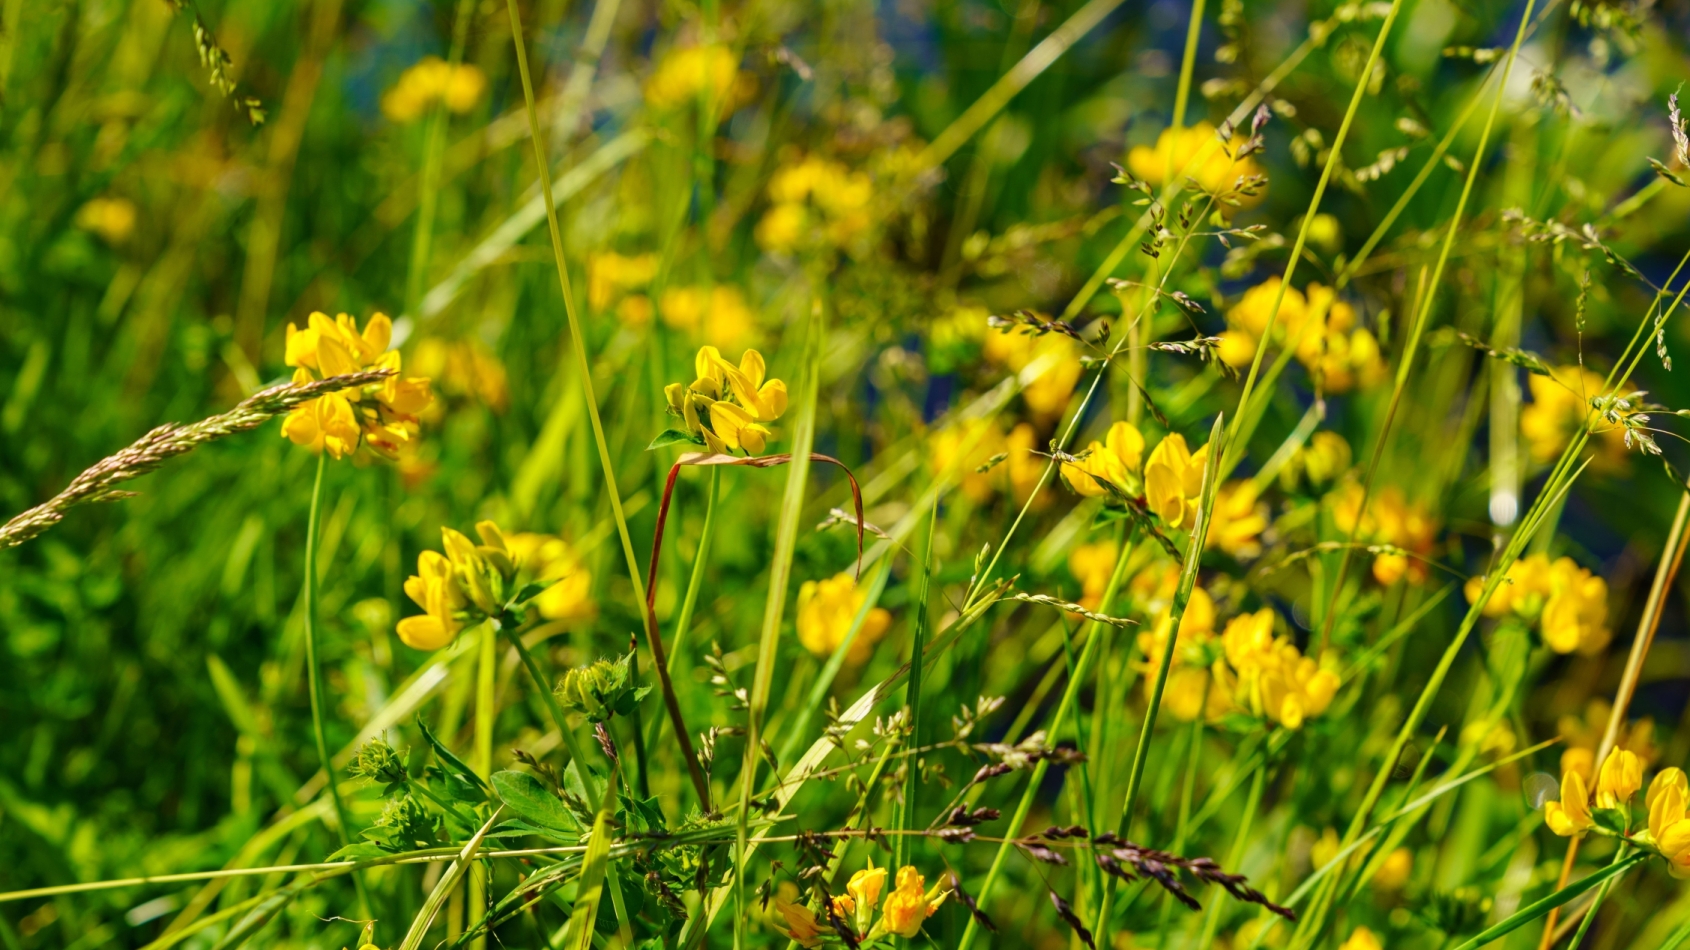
[663,346,787,455]
[396,521,542,651]
[555,651,652,723]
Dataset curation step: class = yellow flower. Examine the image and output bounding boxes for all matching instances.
[713,348,788,422]
[396,550,464,651]
[409,338,510,413]
[1337,925,1383,950]
[1651,768,1690,812]
[708,401,772,454]
[1219,279,1381,392]
[1596,748,1642,809]
[1145,433,1210,530]
[877,866,947,939]
[76,196,136,243]
[660,285,755,347]
[1648,772,1690,876]
[1464,554,1610,654]
[845,860,888,932]
[381,57,486,122]
[506,533,596,623]
[1062,421,1145,497]
[757,155,875,253]
[1208,480,1269,558]
[1521,366,1606,463]
[1125,122,1265,203]
[773,893,825,948]
[796,573,893,664]
[666,346,784,455]
[1328,483,1437,586]
[1070,541,1119,612]
[1310,827,1341,871]
[982,330,1083,422]
[1220,610,1338,729]
[1137,588,1229,722]
[281,312,434,460]
[587,251,658,311]
[645,45,751,113]
[1287,431,1352,489]
[1372,848,1413,891]
[1545,769,1595,836]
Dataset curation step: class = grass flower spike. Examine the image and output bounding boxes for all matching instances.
[282,312,434,460]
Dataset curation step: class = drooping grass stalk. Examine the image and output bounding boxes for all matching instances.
[1311,0,1533,654]
[734,298,823,949]
[1223,0,1405,471]
[955,522,1136,950]
[646,465,721,754]
[1093,414,1224,942]
[300,453,365,913]
[401,0,475,317]
[502,0,708,806]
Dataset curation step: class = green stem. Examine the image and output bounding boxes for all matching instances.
[402,0,475,317]
[469,621,495,950]
[301,453,366,912]
[501,623,603,812]
[1567,846,1630,950]
[895,506,938,872]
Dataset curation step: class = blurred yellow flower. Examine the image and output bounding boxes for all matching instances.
[877,866,947,939]
[1219,608,1338,729]
[1372,848,1413,890]
[1648,773,1690,877]
[1463,553,1610,654]
[983,329,1083,421]
[588,251,658,311]
[1337,925,1382,950]
[1137,588,1227,722]
[1125,122,1265,204]
[282,312,434,459]
[1545,769,1594,836]
[1310,826,1341,872]
[1145,433,1210,530]
[1218,279,1384,392]
[756,154,874,253]
[1521,366,1628,467]
[1596,747,1642,809]
[1070,540,1119,612]
[773,892,824,948]
[409,337,509,413]
[1282,430,1352,491]
[505,533,595,623]
[76,196,136,243]
[660,285,755,347]
[1062,420,1144,497]
[797,572,892,664]
[1327,483,1438,586]
[1208,480,1269,558]
[930,419,1045,505]
[382,57,486,122]
[645,45,753,113]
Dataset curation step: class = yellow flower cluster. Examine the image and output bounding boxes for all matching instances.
[772,863,946,946]
[796,572,892,664]
[281,313,434,459]
[1338,926,1383,950]
[1217,278,1385,393]
[397,522,517,651]
[1215,608,1339,729]
[409,337,509,413]
[1463,553,1611,655]
[755,155,874,254]
[664,346,788,455]
[1646,767,1690,877]
[381,57,487,122]
[1136,586,1226,722]
[644,45,753,113]
[587,251,659,320]
[1326,482,1438,585]
[1070,540,1120,612]
[1280,430,1352,491]
[1209,480,1270,559]
[1521,366,1628,466]
[659,285,755,348]
[1124,122,1265,204]
[982,328,1082,421]
[930,417,1044,505]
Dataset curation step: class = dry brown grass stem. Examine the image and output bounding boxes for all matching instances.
[1539,488,1690,949]
[0,369,392,551]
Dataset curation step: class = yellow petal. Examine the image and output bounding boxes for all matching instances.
[397,614,456,650]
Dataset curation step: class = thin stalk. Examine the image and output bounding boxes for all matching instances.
[402,0,476,316]
[1224,0,1405,470]
[955,524,1135,950]
[1095,415,1225,943]
[301,453,366,912]
[469,621,496,950]
[1312,0,1534,653]
[503,0,707,806]
[735,298,824,949]
[894,506,938,872]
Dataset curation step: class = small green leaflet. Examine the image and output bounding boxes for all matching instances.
[647,428,705,450]
[491,770,581,838]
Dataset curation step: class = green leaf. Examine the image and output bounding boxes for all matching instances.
[1447,853,1647,950]
[647,428,704,450]
[558,770,620,950]
[325,841,390,861]
[491,770,581,837]
[417,714,486,788]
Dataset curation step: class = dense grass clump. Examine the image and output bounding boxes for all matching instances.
[6,0,1690,946]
